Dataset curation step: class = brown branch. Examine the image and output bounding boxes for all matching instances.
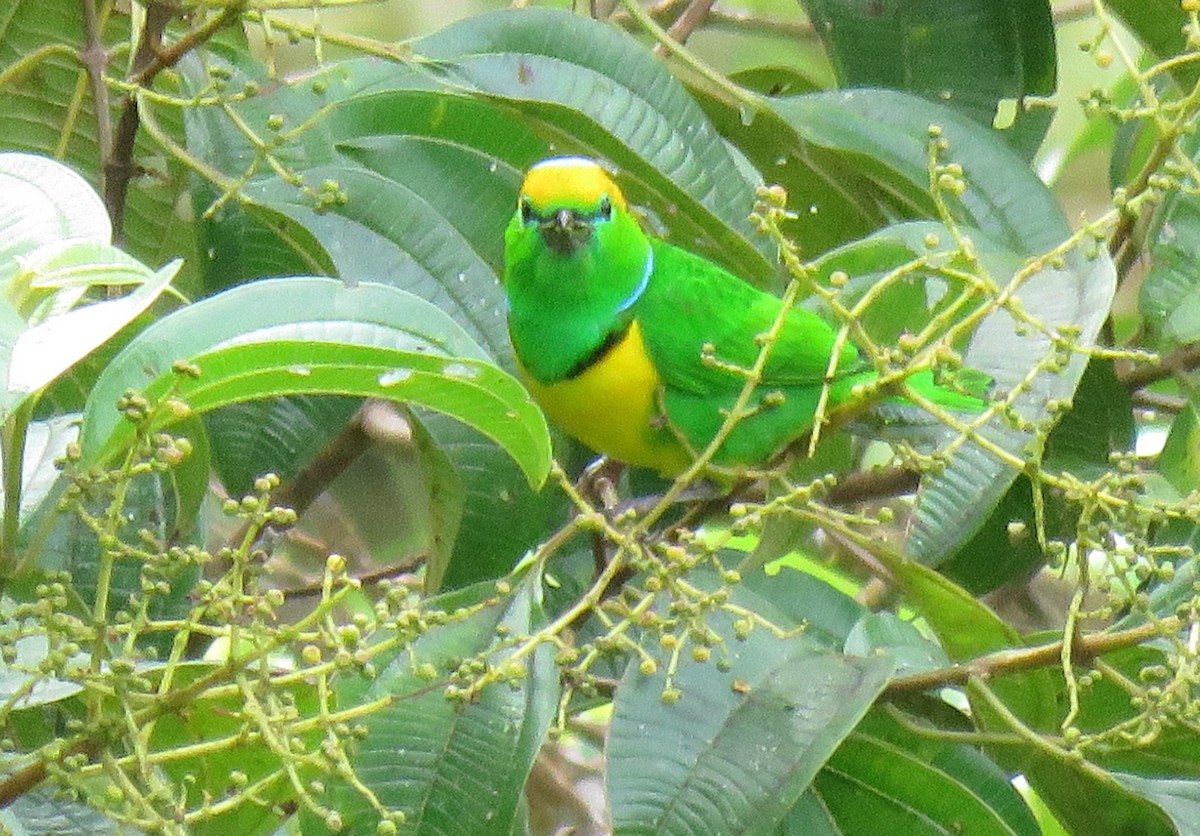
[826,465,919,505]
[221,399,404,557]
[658,0,717,51]
[279,561,421,601]
[1117,342,1200,391]
[105,2,246,241]
[80,0,112,177]
[885,615,1182,694]
[1131,389,1187,412]
[130,2,247,88]
[0,739,99,809]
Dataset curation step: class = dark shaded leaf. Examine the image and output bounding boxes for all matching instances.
[802,0,1057,157]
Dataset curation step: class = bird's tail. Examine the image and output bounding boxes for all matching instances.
[903,367,992,412]
[851,367,993,443]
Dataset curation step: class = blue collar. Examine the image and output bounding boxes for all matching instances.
[615,247,653,314]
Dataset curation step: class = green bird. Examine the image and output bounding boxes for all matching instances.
[503,157,984,477]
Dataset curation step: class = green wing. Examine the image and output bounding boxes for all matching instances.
[636,240,874,467]
[637,240,868,394]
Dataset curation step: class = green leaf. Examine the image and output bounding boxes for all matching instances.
[202,395,360,496]
[800,0,1057,158]
[1105,0,1198,90]
[247,164,515,365]
[7,248,180,397]
[0,788,117,836]
[0,11,196,287]
[691,79,882,262]
[415,8,775,282]
[145,662,319,836]
[0,628,84,708]
[313,571,558,835]
[843,612,949,678]
[801,219,1115,566]
[418,409,567,590]
[808,710,1041,836]
[882,556,1175,835]
[78,278,551,489]
[770,89,1069,254]
[408,413,465,594]
[739,562,865,646]
[182,56,523,364]
[1110,773,1200,833]
[0,152,110,278]
[1159,403,1200,497]
[911,244,1117,564]
[2,414,78,526]
[0,154,181,418]
[939,359,1134,594]
[1141,164,1200,346]
[608,607,894,836]
[883,557,1057,726]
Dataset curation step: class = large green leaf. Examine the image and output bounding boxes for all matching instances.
[909,244,1115,564]
[1105,0,1198,90]
[311,571,558,835]
[883,555,1175,835]
[801,0,1057,158]
[0,152,109,275]
[6,246,180,397]
[798,709,1041,836]
[602,563,895,835]
[415,8,774,282]
[939,359,1134,594]
[797,213,1114,565]
[0,153,181,419]
[1140,167,1200,347]
[78,278,551,488]
[181,55,522,364]
[1110,773,1200,834]
[145,663,320,836]
[416,409,567,591]
[0,3,196,283]
[608,583,894,836]
[202,395,360,496]
[771,89,1069,255]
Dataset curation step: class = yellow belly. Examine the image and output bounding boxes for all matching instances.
[520,321,690,476]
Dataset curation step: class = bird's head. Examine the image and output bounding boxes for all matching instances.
[510,157,629,255]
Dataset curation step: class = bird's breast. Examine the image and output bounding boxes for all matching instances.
[518,320,690,476]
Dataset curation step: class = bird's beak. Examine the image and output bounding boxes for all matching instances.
[540,209,592,254]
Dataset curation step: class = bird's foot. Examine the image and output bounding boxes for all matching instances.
[575,456,625,511]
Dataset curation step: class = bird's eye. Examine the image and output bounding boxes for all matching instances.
[598,196,613,221]
[519,197,534,224]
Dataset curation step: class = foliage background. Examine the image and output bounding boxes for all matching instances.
[0,1,1199,835]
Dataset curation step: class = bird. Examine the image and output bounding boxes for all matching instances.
[502,156,986,478]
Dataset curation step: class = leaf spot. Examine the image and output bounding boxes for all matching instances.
[378,368,413,387]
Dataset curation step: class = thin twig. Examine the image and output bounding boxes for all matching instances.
[654,0,716,56]
[221,399,403,557]
[885,615,1182,694]
[280,562,420,601]
[105,2,247,240]
[1118,342,1200,391]
[80,0,112,179]
[1131,389,1187,412]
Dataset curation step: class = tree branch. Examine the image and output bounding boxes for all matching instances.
[79,0,112,178]
[885,615,1182,694]
[1118,342,1200,391]
[655,0,717,55]
[105,2,246,241]
[826,466,919,506]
